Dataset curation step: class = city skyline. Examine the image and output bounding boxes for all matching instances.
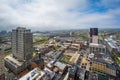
[0,0,120,31]
[0,26,120,79]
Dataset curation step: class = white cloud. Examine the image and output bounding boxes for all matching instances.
[0,0,120,31]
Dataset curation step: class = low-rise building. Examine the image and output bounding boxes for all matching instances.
[76,67,86,80]
[0,73,5,80]
[54,61,67,75]
[44,67,55,80]
[46,61,67,75]
[92,58,116,77]
[89,43,106,54]
[106,64,116,77]
[92,59,107,75]
[104,38,118,52]
[19,67,45,80]
[4,54,28,75]
[69,51,80,64]
[104,38,116,52]
[31,59,44,70]
[68,65,77,80]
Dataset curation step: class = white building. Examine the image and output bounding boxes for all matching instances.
[19,67,45,80]
[89,43,106,54]
[92,35,98,44]
[104,38,117,52]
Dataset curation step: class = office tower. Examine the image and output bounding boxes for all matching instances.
[4,27,33,75]
[12,27,33,61]
[90,28,98,37]
[90,28,98,43]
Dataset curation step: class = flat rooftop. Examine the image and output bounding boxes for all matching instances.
[19,67,45,80]
[104,38,117,48]
[63,50,76,56]
[4,55,24,68]
[89,43,106,48]
[54,61,67,70]
[69,51,80,64]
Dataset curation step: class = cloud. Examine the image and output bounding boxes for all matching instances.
[0,0,120,31]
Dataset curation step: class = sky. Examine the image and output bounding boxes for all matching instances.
[0,0,120,31]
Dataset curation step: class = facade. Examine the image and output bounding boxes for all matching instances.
[12,27,33,61]
[106,64,116,77]
[92,58,116,77]
[92,35,98,44]
[92,59,107,75]
[4,54,27,75]
[89,43,106,54]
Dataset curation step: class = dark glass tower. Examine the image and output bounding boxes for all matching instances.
[90,28,98,37]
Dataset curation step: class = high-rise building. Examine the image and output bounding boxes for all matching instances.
[4,27,33,75]
[12,27,33,61]
[90,28,98,37]
[90,28,98,43]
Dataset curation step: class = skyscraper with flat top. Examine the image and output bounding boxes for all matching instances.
[12,27,33,61]
[90,28,98,37]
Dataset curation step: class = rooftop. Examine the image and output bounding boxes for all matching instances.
[46,61,54,68]
[4,54,24,68]
[44,67,55,79]
[54,61,67,70]
[77,67,86,80]
[89,43,106,48]
[69,51,80,64]
[93,58,116,70]
[104,38,117,48]
[19,67,45,80]
[68,65,77,75]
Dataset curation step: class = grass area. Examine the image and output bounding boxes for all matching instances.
[35,37,43,42]
[34,37,49,44]
[53,45,60,50]
[4,52,10,56]
[37,40,49,44]
[60,56,71,63]
[113,53,120,65]
[33,51,38,56]
[36,39,49,44]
